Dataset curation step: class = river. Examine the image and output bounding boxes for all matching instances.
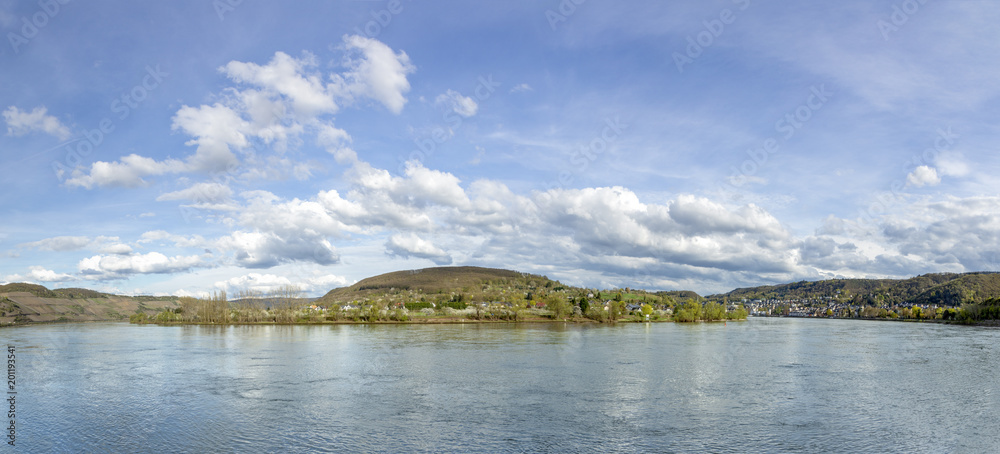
[3,318,998,452]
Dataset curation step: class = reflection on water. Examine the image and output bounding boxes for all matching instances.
[5,319,1000,452]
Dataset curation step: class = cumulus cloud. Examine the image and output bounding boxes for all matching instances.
[4,266,76,283]
[97,243,134,255]
[386,233,452,265]
[65,154,185,189]
[435,89,478,117]
[171,103,249,172]
[214,272,349,294]
[77,252,207,280]
[335,34,415,114]
[19,236,92,251]
[63,36,414,190]
[209,153,812,290]
[3,106,71,140]
[216,231,339,268]
[19,236,132,254]
[157,182,234,204]
[221,51,339,117]
[906,165,941,187]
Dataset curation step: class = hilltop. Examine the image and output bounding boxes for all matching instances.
[317,266,567,305]
[0,283,180,326]
[711,272,1000,306]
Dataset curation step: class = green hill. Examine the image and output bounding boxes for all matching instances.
[713,272,1000,306]
[655,290,702,302]
[317,266,569,305]
[0,282,59,298]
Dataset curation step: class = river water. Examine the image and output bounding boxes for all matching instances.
[3,318,998,452]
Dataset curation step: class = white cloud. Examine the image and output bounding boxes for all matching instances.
[386,233,452,265]
[138,231,208,249]
[906,165,940,187]
[435,89,478,117]
[157,182,234,204]
[77,252,207,280]
[63,37,414,191]
[215,273,293,293]
[19,236,133,255]
[509,83,533,93]
[4,266,76,283]
[214,272,349,294]
[935,151,970,177]
[221,51,339,117]
[19,236,92,251]
[216,230,339,268]
[65,154,185,189]
[336,34,415,114]
[3,106,71,140]
[172,103,250,172]
[98,243,134,255]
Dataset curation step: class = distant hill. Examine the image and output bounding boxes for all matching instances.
[711,272,1000,307]
[317,266,567,305]
[1,283,179,326]
[655,290,702,302]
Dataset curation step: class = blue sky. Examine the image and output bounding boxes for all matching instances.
[2,0,999,296]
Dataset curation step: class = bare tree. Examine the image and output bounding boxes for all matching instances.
[269,285,303,323]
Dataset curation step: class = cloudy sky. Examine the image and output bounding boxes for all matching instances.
[2,1,999,297]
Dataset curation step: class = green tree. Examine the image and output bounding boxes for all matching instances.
[702,301,725,321]
[673,300,702,322]
[546,294,571,320]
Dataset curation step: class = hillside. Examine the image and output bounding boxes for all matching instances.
[0,283,180,326]
[317,266,569,305]
[655,290,702,302]
[712,272,1000,306]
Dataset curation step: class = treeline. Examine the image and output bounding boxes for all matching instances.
[717,272,1000,307]
[957,298,1000,323]
[673,300,748,323]
[131,286,307,324]
[129,285,750,325]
